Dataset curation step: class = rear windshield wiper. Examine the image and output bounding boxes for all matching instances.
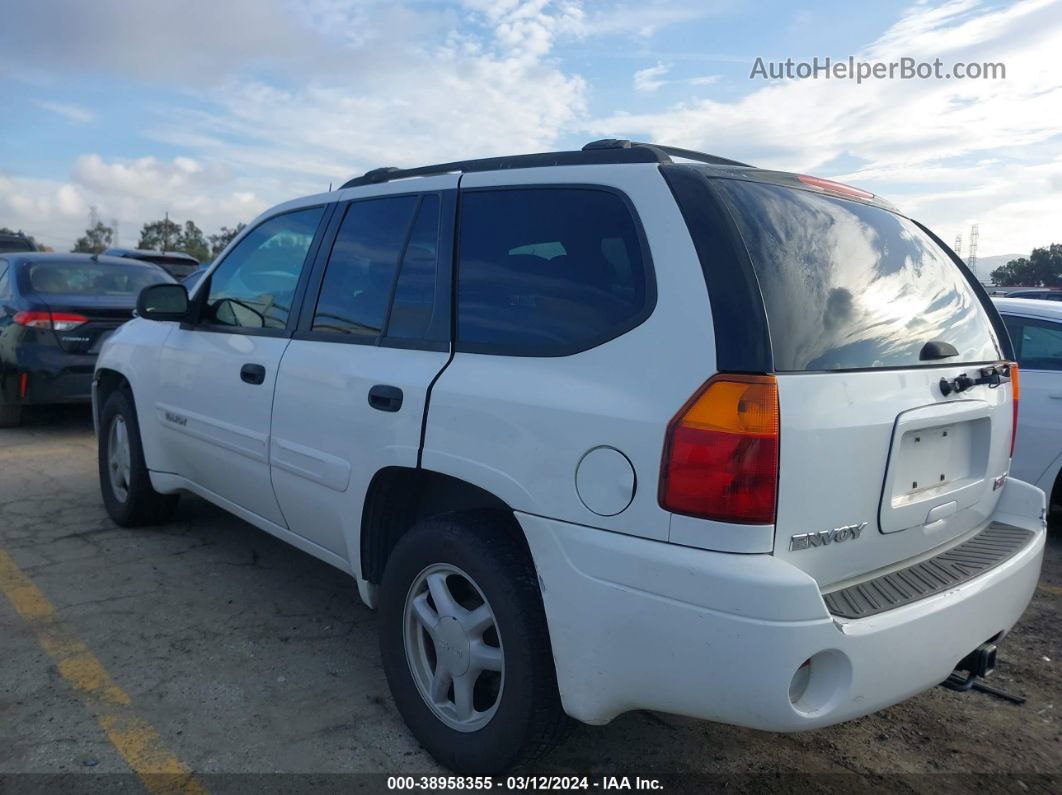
[920,340,959,360]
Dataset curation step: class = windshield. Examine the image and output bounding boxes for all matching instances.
[717,180,1002,372]
[27,262,172,296]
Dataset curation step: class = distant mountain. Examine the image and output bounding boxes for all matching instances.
[967,253,1024,282]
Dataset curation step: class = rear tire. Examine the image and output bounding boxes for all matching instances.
[379,513,569,774]
[98,389,178,526]
[0,403,22,428]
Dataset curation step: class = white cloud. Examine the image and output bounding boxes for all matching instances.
[0,1,602,249]
[588,0,1062,256]
[34,100,94,124]
[634,62,671,92]
[0,157,269,251]
[3,1,1059,259]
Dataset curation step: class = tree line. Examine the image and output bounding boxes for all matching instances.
[71,218,247,262]
[990,244,1062,287]
[13,218,1060,286]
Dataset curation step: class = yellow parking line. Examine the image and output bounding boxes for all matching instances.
[0,549,207,795]
[1039,583,1062,596]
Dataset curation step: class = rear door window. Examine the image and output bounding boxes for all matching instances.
[716,180,1002,371]
[386,194,442,341]
[311,196,418,338]
[456,188,652,355]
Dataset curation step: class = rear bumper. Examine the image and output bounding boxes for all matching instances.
[519,479,1046,730]
[7,345,96,404]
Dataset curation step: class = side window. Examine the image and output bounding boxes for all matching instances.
[1004,315,1062,371]
[311,196,418,337]
[0,262,9,300]
[386,194,441,340]
[456,188,651,355]
[206,207,324,329]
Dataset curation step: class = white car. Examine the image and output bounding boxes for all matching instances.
[93,140,1046,773]
[993,297,1062,512]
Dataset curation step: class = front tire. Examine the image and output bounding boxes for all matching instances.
[379,513,568,773]
[98,389,178,526]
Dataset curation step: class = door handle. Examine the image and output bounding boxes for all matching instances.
[240,363,266,385]
[368,384,403,412]
[1050,393,1062,400]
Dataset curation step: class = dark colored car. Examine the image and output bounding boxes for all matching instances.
[0,233,39,253]
[0,253,174,427]
[1003,288,1062,301]
[181,266,209,292]
[102,247,200,280]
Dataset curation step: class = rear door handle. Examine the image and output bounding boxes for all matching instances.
[368,384,403,412]
[1050,393,1062,400]
[240,363,266,385]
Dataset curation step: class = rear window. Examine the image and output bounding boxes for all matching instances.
[138,255,198,276]
[717,180,1002,371]
[0,237,35,253]
[27,262,171,295]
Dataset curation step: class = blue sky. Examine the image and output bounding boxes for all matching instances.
[1,0,1060,271]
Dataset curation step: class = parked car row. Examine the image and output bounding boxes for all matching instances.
[989,287,1062,301]
[0,253,174,427]
[84,140,1047,773]
[992,297,1062,510]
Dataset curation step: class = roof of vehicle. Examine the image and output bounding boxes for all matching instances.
[991,296,1062,320]
[102,247,199,263]
[336,139,899,213]
[5,251,171,270]
[0,233,39,251]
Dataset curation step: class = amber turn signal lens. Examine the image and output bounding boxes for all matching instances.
[660,374,780,525]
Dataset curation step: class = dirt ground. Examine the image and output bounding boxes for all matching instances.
[1,405,1059,792]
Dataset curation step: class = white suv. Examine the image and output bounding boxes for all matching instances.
[93,140,1047,773]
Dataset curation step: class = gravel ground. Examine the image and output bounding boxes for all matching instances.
[0,405,1058,792]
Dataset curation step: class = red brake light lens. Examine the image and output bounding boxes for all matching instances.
[1010,363,1020,458]
[797,174,874,200]
[13,311,87,331]
[660,374,780,524]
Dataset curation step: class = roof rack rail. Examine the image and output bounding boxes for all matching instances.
[338,140,751,190]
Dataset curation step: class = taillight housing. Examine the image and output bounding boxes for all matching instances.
[660,373,780,524]
[13,311,88,331]
[1009,363,1020,458]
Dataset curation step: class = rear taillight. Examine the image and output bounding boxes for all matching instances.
[1010,363,1020,458]
[13,311,88,331]
[660,374,780,524]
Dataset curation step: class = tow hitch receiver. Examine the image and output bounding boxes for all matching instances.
[940,643,1026,704]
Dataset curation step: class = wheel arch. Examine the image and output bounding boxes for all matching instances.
[93,368,130,429]
[360,466,533,586]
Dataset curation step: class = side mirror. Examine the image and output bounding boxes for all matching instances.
[137,283,189,322]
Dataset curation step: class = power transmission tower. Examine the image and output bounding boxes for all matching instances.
[953,234,963,259]
[111,219,119,248]
[89,205,99,229]
[967,224,979,279]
